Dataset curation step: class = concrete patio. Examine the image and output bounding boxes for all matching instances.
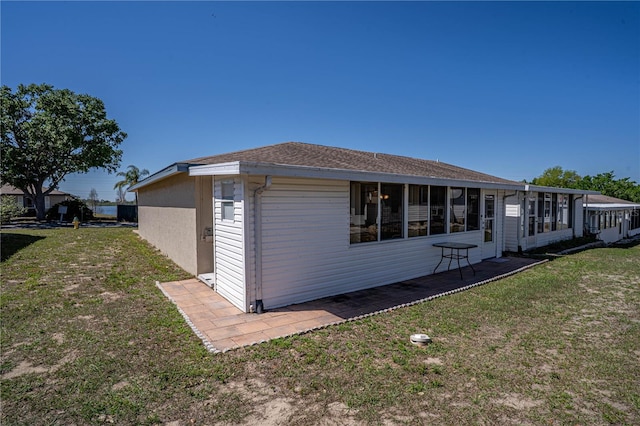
[157,256,545,353]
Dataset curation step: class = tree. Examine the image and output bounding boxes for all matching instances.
[113,165,149,204]
[115,186,127,204]
[531,167,640,203]
[577,172,640,203]
[88,188,99,212]
[531,166,582,188]
[1,83,126,220]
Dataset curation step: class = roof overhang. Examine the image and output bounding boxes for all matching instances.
[188,161,526,190]
[523,184,600,196]
[584,203,640,211]
[129,163,194,191]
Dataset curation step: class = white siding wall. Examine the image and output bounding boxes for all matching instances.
[256,177,486,310]
[504,194,522,252]
[504,193,586,252]
[213,177,246,311]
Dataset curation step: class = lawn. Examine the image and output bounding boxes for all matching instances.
[1,228,638,425]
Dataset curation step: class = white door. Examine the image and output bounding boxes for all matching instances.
[482,191,497,259]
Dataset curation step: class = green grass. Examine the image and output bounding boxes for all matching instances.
[1,228,639,425]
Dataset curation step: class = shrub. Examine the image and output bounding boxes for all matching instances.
[0,195,27,223]
[46,199,94,222]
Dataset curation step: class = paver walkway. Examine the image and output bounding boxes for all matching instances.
[158,256,544,353]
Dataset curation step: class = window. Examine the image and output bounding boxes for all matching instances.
[448,187,480,233]
[557,195,570,230]
[221,180,234,221]
[408,185,428,237]
[350,182,481,243]
[467,188,480,231]
[484,194,495,243]
[631,209,640,231]
[450,187,465,233]
[537,193,545,233]
[350,182,378,243]
[430,186,446,235]
[544,193,552,232]
[380,183,403,240]
[528,196,536,236]
[551,194,558,231]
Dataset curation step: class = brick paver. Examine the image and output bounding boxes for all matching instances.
[157,256,543,353]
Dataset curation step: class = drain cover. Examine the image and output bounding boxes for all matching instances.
[410,334,432,346]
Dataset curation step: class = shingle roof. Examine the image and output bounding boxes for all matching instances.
[586,194,638,205]
[0,184,70,196]
[184,142,519,185]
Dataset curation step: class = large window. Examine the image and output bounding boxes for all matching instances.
[450,187,465,233]
[408,185,428,237]
[350,182,378,243]
[530,192,573,235]
[351,182,480,243]
[408,184,447,237]
[449,187,480,233]
[380,183,404,240]
[430,186,446,235]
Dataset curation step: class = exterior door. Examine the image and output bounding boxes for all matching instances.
[482,191,497,259]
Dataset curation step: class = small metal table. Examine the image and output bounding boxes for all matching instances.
[432,242,478,280]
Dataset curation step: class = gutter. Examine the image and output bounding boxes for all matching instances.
[252,176,272,314]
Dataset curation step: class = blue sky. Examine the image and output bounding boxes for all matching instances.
[2,1,639,201]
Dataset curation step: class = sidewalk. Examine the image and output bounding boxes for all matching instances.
[158,256,544,353]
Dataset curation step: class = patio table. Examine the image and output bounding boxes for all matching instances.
[432,242,478,280]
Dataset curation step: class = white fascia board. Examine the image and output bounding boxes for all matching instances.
[129,163,192,191]
[188,161,523,190]
[524,184,600,196]
[585,203,640,210]
[188,162,242,176]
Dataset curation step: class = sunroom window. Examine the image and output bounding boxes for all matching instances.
[350,182,378,243]
[408,185,428,237]
[380,183,404,240]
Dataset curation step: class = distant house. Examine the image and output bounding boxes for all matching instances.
[0,185,73,215]
[131,142,598,313]
[583,194,640,244]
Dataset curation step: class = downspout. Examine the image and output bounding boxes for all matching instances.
[573,194,584,239]
[503,190,519,253]
[253,176,272,314]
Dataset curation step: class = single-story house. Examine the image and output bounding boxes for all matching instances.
[583,194,640,244]
[131,142,598,313]
[0,184,73,215]
[503,184,599,253]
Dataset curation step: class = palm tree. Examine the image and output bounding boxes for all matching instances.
[113,165,149,204]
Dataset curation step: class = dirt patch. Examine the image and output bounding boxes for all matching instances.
[2,361,49,379]
[492,393,543,410]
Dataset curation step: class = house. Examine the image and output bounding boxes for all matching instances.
[503,184,599,253]
[583,194,640,244]
[131,142,597,313]
[0,184,72,215]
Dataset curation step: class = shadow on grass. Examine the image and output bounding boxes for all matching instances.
[609,237,640,249]
[0,233,46,262]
